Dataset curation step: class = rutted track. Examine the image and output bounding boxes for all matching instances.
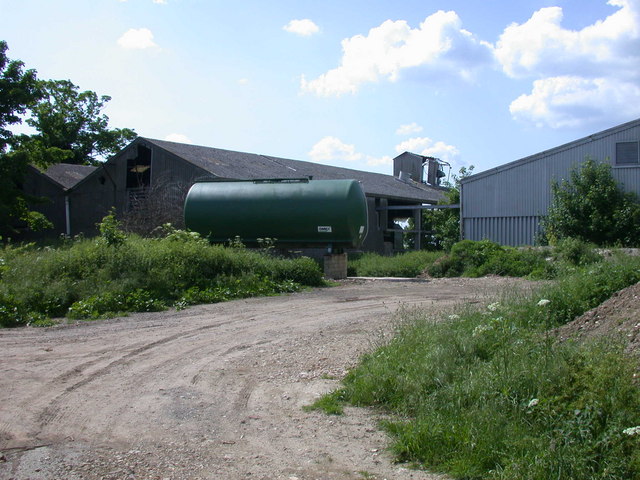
[0,277,534,480]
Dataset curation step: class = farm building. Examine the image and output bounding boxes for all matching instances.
[29,138,447,253]
[19,163,97,240]
[460,118,640,246]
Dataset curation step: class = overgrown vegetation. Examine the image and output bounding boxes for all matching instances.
[312,255,640,479]
[0,217,324,327]
[349,238,604,279]
[541,158,640,247]
[421,166,473,251]
[347,250,443,277]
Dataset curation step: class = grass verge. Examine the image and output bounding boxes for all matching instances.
[317,256,640,479]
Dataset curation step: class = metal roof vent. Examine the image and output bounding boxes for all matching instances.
[398,171,412,183]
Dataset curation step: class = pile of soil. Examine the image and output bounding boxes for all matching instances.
[556,281,640,356]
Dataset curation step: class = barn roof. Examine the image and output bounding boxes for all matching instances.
[142,138,446,204]
[42,163,97,190]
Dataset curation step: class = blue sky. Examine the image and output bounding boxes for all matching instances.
[2,0,639,177]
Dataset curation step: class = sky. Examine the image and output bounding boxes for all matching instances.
[2,0,639,178]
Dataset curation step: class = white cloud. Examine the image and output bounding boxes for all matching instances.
[496,1,640,79]
[495,0,640,127]
[309,136,362,163]
[510,76,640,128]
[164,133,192,144]
[283,19,320,37]
[153,0,167,3]
[366,155,393,166]
[301,11,493,96]
[117,28,158,49]
[396,122,423,135]
[238,78,250,85]
[395,137,460,164]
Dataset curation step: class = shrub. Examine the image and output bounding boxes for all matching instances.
[0,229,324,326]
[553,237,602,267]
[426,240,549,278]
[541,159,640,247]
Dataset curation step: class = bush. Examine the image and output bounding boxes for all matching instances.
[541,159,640,247]
[552,237,602,267]
[427,240,550,278]
[0,226,324,326]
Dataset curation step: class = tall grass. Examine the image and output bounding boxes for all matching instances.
[321,256,640,479]
[0,232,324,327]
[348,250,443,277]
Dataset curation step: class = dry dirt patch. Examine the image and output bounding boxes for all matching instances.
[0,277,535,480]
[556,281,640,356]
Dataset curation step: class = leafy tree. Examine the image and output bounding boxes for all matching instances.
[0,41,50,236]
[541,158,640,247]
[12,79,137,166]
[422,165,474,251]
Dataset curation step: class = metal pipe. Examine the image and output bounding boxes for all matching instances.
[65,195,71,236]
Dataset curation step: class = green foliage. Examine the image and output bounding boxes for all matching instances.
[347,250,443,277]
[541,159,640,247]
[97,209,126,247]
[67,289,165,319]
[422,166,473,251]
[0,229,324,327]
[0,41,44,236]
[427,240,550,279]
[12,79,137,166]
[552,237,602,267]
[335,255,640,479]
[303,389,348,415]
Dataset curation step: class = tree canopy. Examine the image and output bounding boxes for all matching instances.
[541,159,640,247]
[0,40,47,236]
[0,40,137,237]
[422,165,473,251]
[13,79,136,166]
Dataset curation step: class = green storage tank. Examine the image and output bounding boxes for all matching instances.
[184,178,368,248]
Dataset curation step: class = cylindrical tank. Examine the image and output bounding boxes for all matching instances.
[184,178,368,248]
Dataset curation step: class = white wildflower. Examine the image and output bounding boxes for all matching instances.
[537,299,551,307]
[527,398,539,409]
[487,302,500,312]
[448,314,460,320]
[473,324,492,337]
[623,426,640,436]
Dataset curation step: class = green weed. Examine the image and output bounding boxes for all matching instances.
[0,227,324,327]
[330,255,640,479]
[348,250,443,277]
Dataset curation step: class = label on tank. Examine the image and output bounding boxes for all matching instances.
[317,226,332,233]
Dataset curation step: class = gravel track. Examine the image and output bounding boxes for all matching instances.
[0,277,530,480]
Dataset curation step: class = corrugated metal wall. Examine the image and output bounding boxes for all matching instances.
[463,216,541,245]
[461,120,640,246]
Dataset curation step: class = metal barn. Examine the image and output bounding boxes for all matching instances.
[460,118,640,246]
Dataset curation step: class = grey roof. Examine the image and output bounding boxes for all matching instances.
[142,138,446,204]
[43,163,97,189]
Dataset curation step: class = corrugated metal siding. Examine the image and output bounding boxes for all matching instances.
[463,216,540,246]
[461,120,640,245]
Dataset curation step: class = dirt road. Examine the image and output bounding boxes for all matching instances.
[0,277,529,480]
